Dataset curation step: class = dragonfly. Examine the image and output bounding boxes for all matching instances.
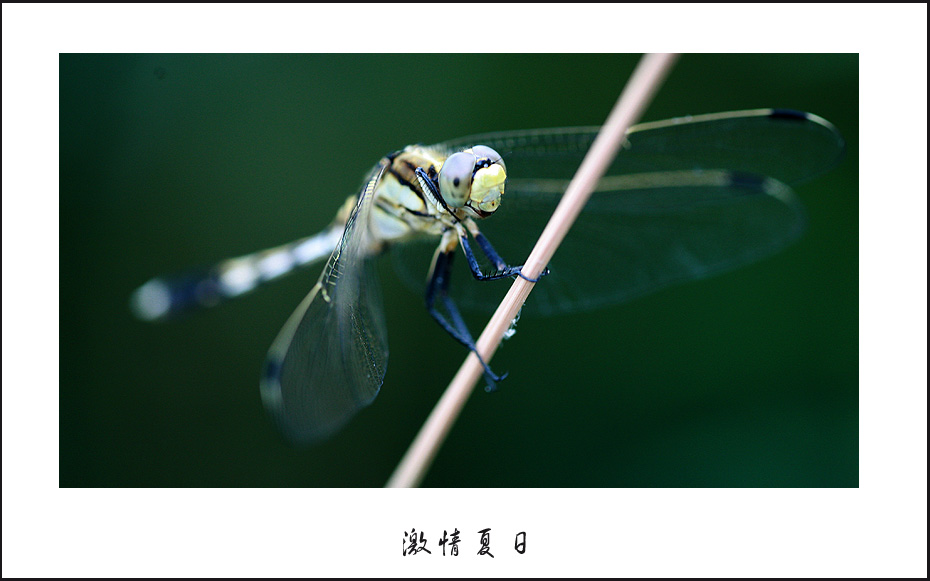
[130,108,844,444]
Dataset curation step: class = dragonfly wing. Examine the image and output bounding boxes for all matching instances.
[261,168,388,443]
[486,171,806,315]
[392,109,844,316]
[441,109,844,186]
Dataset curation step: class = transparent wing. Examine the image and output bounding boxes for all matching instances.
[261,168,388,443]
[391,109,845,315]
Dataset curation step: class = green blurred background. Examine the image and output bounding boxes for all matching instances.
[60,54,858,487]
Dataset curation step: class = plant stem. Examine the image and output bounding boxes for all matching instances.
[385,53,680,488]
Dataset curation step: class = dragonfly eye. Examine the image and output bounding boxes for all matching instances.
[471,145,506,174]
[467,145,506,215]
[438,151,476,208]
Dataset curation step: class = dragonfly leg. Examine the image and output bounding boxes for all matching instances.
[425,247,507,391]
[458,226,549,283]
[415,166,547,284]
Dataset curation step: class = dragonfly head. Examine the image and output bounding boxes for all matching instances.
[438,145,506,219]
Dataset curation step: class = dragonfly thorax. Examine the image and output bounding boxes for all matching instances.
[367,144,507,247]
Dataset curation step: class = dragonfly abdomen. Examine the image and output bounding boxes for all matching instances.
[130,224,345,321]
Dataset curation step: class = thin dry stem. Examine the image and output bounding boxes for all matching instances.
[386,53,679,488]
